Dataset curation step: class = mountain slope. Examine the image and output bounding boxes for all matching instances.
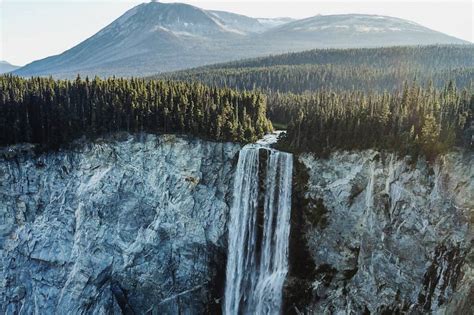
[258,14,467,51]
[14,2,247,78]
[195,45,474,70]
[0,61,20,74]
[207,10,293,34]
[13,2,469,78]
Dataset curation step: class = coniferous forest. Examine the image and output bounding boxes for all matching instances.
[1,46,473,160]
[203,45,474,71]
[159,46,474,93]
[0,75,272,149]
[274,82,473,160]
[162,65,474,94]
[158,45,474,160]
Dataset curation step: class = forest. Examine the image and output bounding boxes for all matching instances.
[0,75,272,149]
[275,82,473,160]
[203,45,474,70]
[159,45,474,93]
[158,45,474,160]
[161,65,474,94]
[1,75,471,161]
[1,45,473,160]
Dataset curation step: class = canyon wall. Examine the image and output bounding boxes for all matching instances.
[287,150,473,314]
[1,134,472,314]
[0,134,240,314]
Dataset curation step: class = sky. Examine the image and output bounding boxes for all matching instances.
[1,0,473,66]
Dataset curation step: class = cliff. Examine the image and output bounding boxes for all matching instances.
[1,134,472,314]
[0,134,240,314]
[287,150,473,314]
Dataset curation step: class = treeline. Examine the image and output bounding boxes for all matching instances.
[200,45,474,71]
[0,75,272,149]
[162,65,474,93]
[159,46,474,94]
[276,82,473,160]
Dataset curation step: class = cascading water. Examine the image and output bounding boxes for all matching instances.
[224,143,293,315]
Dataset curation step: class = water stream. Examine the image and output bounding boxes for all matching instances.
[223,141,293,315]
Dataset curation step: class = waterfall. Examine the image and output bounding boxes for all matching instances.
[224,144,293,315]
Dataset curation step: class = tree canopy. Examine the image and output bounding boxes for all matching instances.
[158,45,474,93]
[0,75,273,149]
[276,82,473,160]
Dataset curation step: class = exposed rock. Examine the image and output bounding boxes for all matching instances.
[1,134,472,314]
[291,150,473,314]
[0,133,240,314]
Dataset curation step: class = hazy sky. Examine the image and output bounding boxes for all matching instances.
[1,0,473,66]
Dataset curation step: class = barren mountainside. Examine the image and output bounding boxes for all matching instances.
[13,2,468,78]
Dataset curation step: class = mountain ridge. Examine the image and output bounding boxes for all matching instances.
[13,1,469,78]
[0,61,20,74]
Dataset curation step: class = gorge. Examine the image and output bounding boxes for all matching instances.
[0,133,472,314]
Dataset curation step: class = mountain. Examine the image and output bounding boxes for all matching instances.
[13,2,469,78]
[13,2,244,78]
[207,10,293,34]
[258,14,468,51]
[0,61,20,74]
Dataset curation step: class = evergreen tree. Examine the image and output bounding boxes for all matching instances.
[0,75,273,149]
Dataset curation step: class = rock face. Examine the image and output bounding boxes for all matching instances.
[1,133,472,314]
[0,134,240,314]
[288,150,473,314]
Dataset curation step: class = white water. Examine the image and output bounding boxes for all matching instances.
[256,130,286,146]
[224,144,293,315]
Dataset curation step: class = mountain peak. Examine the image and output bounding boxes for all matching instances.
[105,1,226,37]
[12,2,469,78]
[273,14,434,33]
[263,13,468,48]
